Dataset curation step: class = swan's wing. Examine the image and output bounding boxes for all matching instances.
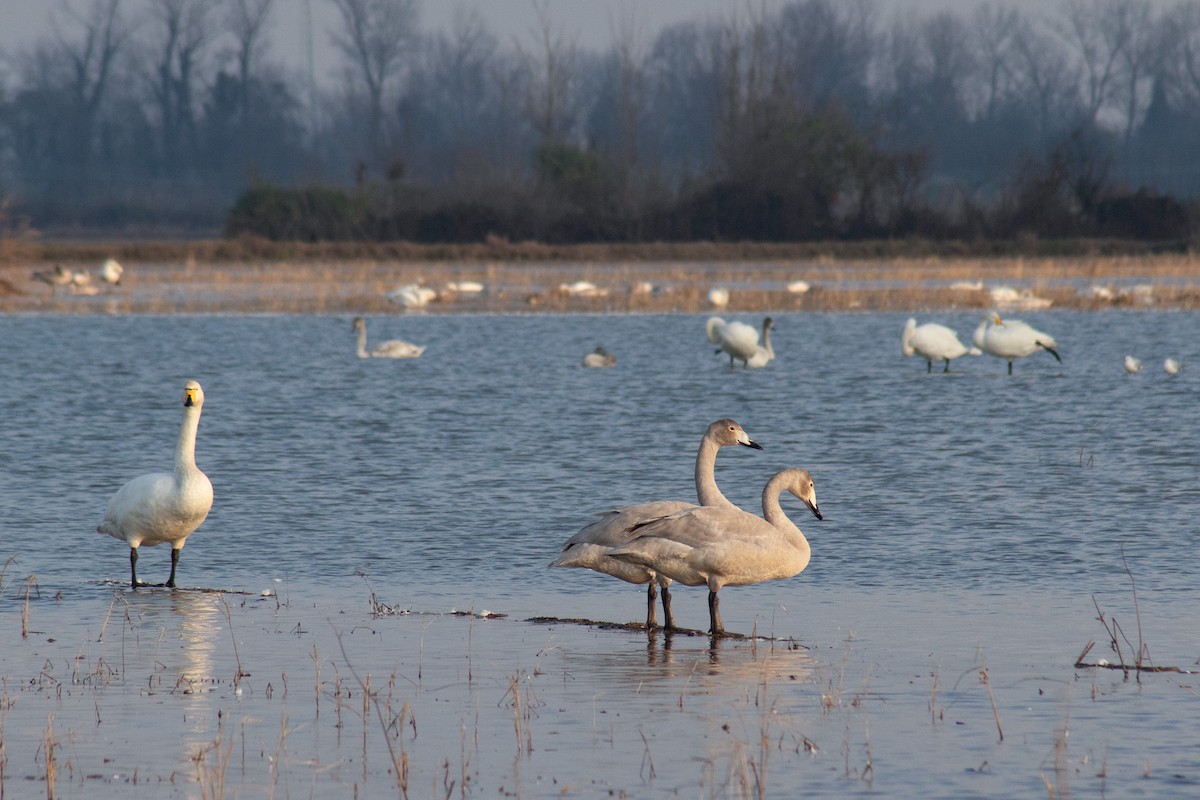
[911,323,967,359]
[628,505,774,549]
[373,339,424,357]
[720,321,759,358]
[559,500,694,551]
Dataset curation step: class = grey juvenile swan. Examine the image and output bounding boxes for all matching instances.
[608,467,822,635]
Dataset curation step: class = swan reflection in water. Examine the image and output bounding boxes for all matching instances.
[119,588,223,687]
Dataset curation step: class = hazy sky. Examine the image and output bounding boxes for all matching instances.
[0,0,1173,81]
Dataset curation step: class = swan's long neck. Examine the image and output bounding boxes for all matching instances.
[356,325,369,358]
[761,473,810,562]
[694,435,731,507]
[762,322,774,359]
[175,405,202,474]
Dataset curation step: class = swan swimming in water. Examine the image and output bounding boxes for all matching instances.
[901,318,980,373]
[608,467,822,635]
[1164,358,1181,376]
[744,317,775,368]
[550,419,764,629]
[1123,355,1142,374]
[97,380,214,588]
[972,312,1061,374]
[582,346,617,367]
[353,316,425,358]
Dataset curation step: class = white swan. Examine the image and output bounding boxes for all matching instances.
[550,419,764,629]
[1164,358,1181,376]
[97,380,214,588]
[972,312,1061,374]
[707,287,730,308]
[582,346,617,368]
[744,317,775,368]
[386,282,438,309]
[353,316,425,358]
[1123,355,1142,374]
[707,317,763,367]
[101,258,124,285]
[608,467,822,635]
[901,318,979,373]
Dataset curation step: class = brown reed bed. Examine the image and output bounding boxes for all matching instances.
[2,249,1199,315]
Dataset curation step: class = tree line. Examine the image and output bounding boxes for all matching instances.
[1,0,1199,244]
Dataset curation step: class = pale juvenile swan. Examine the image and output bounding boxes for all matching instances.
[582,346,617,368]
[550,419,764,629]
[608,467,822,635]
[706,317,761,367]
[901,318,979,373]
[972,312,1061,374]
[353,316,425,358]
[744,317,775,368]
[97,380,214,588]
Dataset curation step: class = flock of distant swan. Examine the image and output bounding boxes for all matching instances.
[80,266,1180,630]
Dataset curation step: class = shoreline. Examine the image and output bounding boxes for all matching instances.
[2,250,1198,314]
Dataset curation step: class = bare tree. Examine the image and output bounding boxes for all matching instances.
[227,0,274,125]
[53,0,131,184]
[968,2,1022,121]
[515,0,579,143]
[328,0,419,162]
[145,0,223,173]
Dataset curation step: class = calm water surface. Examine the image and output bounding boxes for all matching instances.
[1,310,1198,798]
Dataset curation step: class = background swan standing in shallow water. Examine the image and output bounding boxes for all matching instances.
[901,318,979,373]
[550,419,764,629]
[582,346,617,367]
[744,317,775,368]
[973,312,1061,374]
[353,316,425,358]
[608,467,822,635]
[706,317,767,367]
[97,380,214,588]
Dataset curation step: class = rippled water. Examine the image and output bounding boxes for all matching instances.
[2,310,1198,798]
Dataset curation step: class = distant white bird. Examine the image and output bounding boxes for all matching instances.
[386,282,438,309]
[989,285,1021,306]
[786,280,811,294]
[706,317,762,367]
[101,258,124,285]
[608,467,822,635]
[550,419,763,629]
[353,316,425,358]
[744,317,775,368]
[69,270,99,295]
[445,280,484,294]
[32,264,72,293]
[950,280,984,291]
[558,280,607,298]
[973,313,1061,374]
[1164,358,1181,376]
[97,380,214,588]
[901,318,979,373]
[1123,355,1142,374]
[631,280,654,296]
[707,287,730,308]
[582,346,617,368]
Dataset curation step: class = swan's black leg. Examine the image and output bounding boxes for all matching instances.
[926,359,932,373]
[1008,360,1014,375]
[708,590,724,635]
[130,547,139,588]
[645,583,658,629]
[166,548,180,588]
[661,584,675,630]
[943,359,950,373]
